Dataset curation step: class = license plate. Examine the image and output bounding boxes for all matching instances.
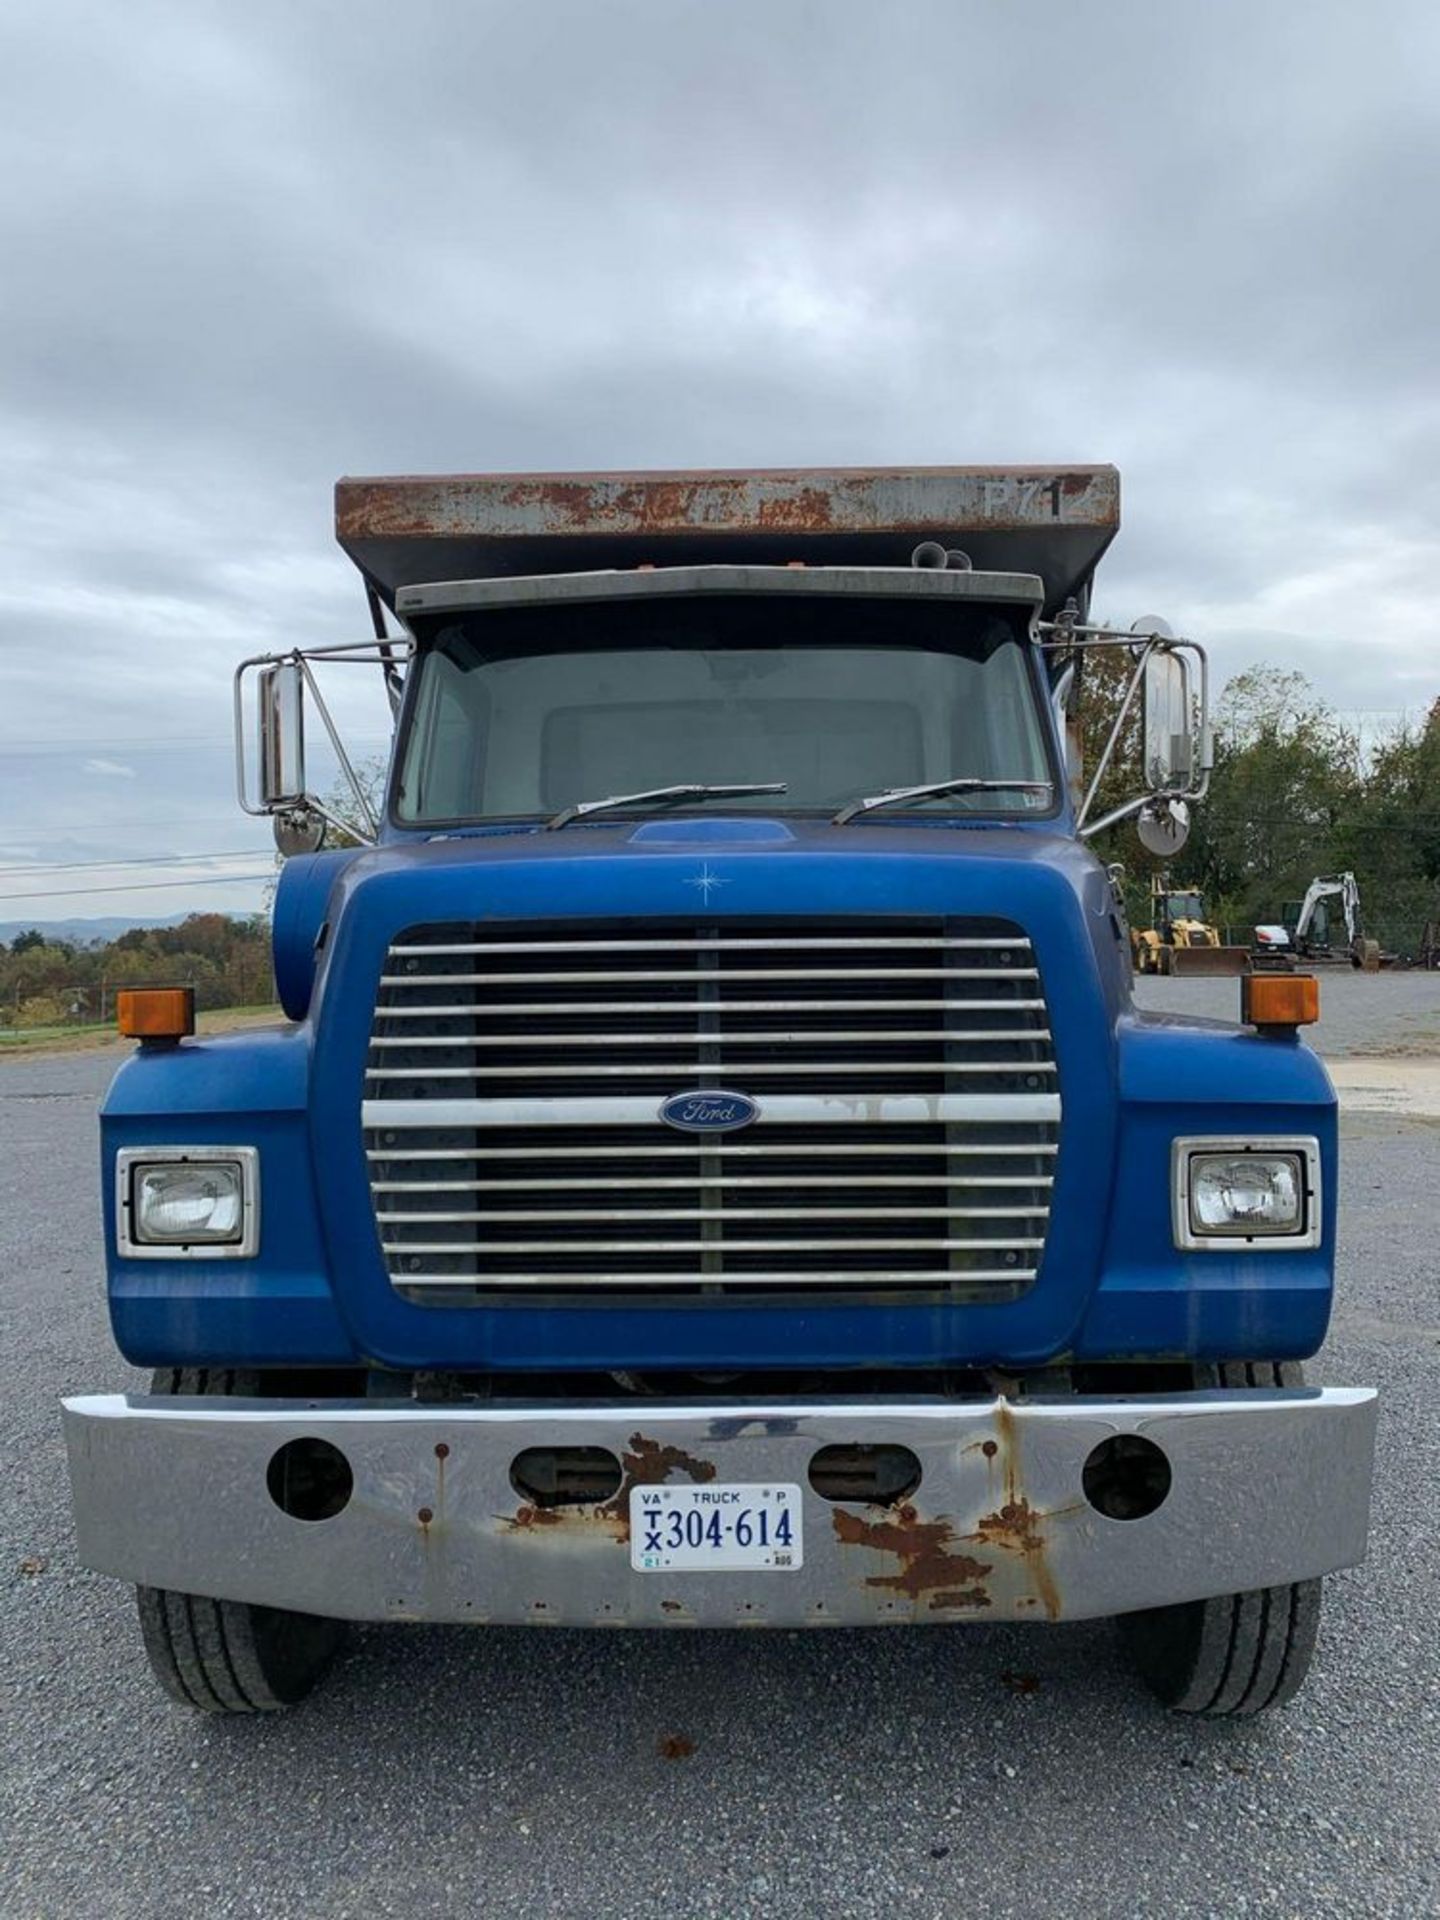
[630,1483,803,1572]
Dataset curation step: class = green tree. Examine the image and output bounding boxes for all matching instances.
[315,755,387,849]
[1330,698,1440,950]
[1180,668,1358,930]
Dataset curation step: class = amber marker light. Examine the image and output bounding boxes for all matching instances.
[1242,973,1320,1031]
[116,987,196,1045]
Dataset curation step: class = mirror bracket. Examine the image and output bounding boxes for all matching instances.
[1037,617,1210,841]
[234,638,414,851]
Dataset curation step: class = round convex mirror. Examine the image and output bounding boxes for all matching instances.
[1136,798,1191,858]
[273,808,327,857]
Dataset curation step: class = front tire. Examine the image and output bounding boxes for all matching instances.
[134,1368,347,1713]
[1118,1362,1323,1717]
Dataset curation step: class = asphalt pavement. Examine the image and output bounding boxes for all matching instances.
[2,1019,1438,1920]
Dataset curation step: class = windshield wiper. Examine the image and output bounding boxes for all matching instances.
[546,783,788,831]
[832,776,1052,826]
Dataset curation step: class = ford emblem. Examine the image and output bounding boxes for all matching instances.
[659,1089,761,1134]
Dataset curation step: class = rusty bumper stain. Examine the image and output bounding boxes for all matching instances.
[831,1401,1069,1618]
[829,1497,1067,1619]
[831,1505,993,1611]
[502,1424,1065,1619]
[504,1432,716,1545]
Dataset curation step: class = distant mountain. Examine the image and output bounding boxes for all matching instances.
[0,912,252,947]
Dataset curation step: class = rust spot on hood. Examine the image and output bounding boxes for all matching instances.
[832,1504,992,1601]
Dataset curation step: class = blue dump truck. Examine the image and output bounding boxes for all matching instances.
[62,467,1377,1715]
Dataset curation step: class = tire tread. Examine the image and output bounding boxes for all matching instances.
[134,1369,346,1713]
[1119,1361,1323,1717]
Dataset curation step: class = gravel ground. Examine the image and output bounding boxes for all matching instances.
[1133,966,1440,1057]
[2,1047,1437,1920]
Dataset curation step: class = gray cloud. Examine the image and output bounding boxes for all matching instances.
[2,0,1437,920]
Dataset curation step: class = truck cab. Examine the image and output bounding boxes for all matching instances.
[62,467,1376,1716]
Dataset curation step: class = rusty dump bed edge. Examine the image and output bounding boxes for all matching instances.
[336,466,1120,618]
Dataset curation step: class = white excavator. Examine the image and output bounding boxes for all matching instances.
[1287,872,1381,970]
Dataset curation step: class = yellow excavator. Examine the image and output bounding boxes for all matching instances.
[1131,877,1250,977]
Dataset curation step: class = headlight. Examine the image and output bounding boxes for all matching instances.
[117,1148,259,1259]
[1190,1155,1301,1234]
[1172,1137,1320,1251]
[136,1164,244,1242]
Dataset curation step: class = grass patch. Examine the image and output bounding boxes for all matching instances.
[0,1004,285,1058]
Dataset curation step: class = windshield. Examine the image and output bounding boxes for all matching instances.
[394,593,1052,825]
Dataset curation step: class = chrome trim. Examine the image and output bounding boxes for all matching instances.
[365,1061,1059,1080]
[378,1244,1044,1259]
[372,998,1048,1017]
[395,1269,1038,1289]
[363,1093,1063,1129]
[368,1028,1052,1049]
[379,967,1041,986]
[115,1146,260,1262]
[1171,1135,1322,1253]
[370,1174,1056,1191]
[63,1387,1378,1627]
[366,1142,1060,1160]
[378,1205,1044,1221]
[377,1206,1047,1222]
[378,1198,1052,1213]
[386,936,1031,955]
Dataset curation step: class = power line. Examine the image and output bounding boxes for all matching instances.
[0,736,234,751]
[0,872,272,904]
[0,848,275,879]
[0,735,394,754]
[1201,815,1440,833]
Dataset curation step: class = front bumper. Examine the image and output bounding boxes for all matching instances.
[62,1388,1377,1628]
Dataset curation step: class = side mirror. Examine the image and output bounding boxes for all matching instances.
[1140,645,1196,791]
[1068,616,1211,842]
[236,641,398,850]
[1137,796,1192,858]
[273,808,326,857]
[257,662,306,807]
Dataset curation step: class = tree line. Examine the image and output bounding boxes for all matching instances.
[1088,662,1440,955]
[0,913,276,1030]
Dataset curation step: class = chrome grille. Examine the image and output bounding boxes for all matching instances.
[363,918,1059,1299]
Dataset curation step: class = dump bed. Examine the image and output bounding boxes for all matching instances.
[336,466,1118,618]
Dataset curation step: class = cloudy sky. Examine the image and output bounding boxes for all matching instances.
[3,0,1438,926]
